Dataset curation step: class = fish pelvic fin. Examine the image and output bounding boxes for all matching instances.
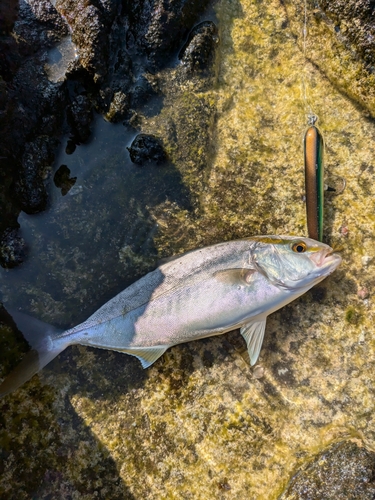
[0,310,66,398]
[240,316,267,366]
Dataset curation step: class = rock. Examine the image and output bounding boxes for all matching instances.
[179,21,218,73]
[66,94,93,143]
[127,134,167,165]
[318,0,375,69]
[282,0,375,117]
[105,90,129,122]
[55,0,110,82]
[15,0,68,51]
[0,0,19,34]
[128,0,213,70]
[14,136,57,214]
[280,441,375,500]
[0,227,26,268]
[53,164,77,196]
[131,75,159,110]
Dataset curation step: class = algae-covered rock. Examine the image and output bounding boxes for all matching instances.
[282,0,375,117]
[2,0,375,498]
[280,441,375,500]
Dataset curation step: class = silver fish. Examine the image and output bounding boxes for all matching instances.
[0,235,341,397]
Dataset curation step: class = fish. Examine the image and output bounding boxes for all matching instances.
[0,235,341,397]
[304,124,324,241]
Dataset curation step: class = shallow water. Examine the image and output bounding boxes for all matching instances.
[1,0,375,498]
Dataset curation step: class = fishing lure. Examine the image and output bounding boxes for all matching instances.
[304,116,324,241]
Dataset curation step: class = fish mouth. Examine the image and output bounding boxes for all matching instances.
[311,249,342,273]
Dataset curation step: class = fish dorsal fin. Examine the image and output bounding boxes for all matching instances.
[240,317,267,366]
[213,268,256,285]
[114,345,168,368]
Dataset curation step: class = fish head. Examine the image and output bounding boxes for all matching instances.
[249,236,342,291]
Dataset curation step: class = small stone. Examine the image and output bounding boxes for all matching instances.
[357,287,369,300]
[253,366,265,379]
[339,225,349,237]
[127,134,166,166]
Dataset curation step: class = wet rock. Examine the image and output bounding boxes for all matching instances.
[0,0,19,34]
[179,21,218,73]
[131,75,158,108]
[53,164,77,196]
[0,227,26,268]
[56,0,109,82]
[127,134,167,165]
[4,61,65,160]
[105,90,129,122]
[128,0,213,71]
[66,94,93,143]
[280,441,375,500]
[15,0,68,52]
[14,136,57,214]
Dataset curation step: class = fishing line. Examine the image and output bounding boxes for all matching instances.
[301,0,316,123]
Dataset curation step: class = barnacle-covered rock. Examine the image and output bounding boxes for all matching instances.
[280,441,375,500]
[179,21,219,73]
[0,227,26,268]
[127,133,167,165]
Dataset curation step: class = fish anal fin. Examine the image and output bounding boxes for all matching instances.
[240,317,267,366]
[115,346,168,368]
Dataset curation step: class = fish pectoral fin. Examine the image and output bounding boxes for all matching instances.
[119,346,168,369]
[240,317,267,366]
[213,268,256,285]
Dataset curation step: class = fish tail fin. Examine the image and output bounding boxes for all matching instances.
[0,309,66,398]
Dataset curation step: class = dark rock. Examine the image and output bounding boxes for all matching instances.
[53,164,77,196]
[56,0,110,82]
[15,0,68,52]
[0,227,26,268]
[127,134,167,165]
[0,0,19,35]
[65,139,76,155]
[67,94,93,143]
[14,136,57,214]
[4,61,65,160]
[130,75,160,110]
[280,441,375,500]
[179,21,218,73]
[127,0,213,71]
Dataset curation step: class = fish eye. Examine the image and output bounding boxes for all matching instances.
[292,241,307,253]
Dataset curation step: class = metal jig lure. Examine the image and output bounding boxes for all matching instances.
[304,115,324,241]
